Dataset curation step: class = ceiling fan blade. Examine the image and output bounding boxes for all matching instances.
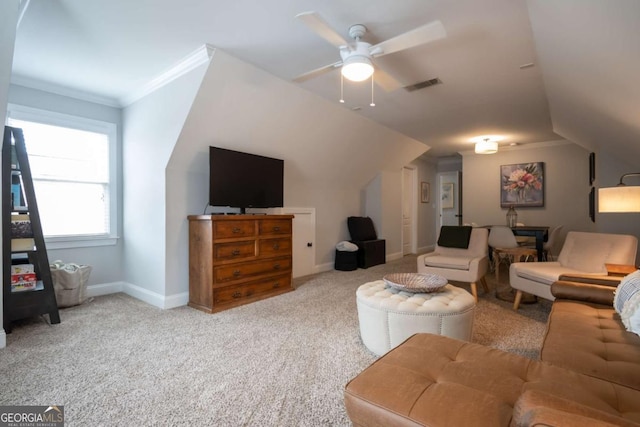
[371,20,446,57]
[296,11,349,48]
[373,67,403,92]
[293,61,342,83]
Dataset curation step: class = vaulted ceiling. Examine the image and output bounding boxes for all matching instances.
[10,0,640,159]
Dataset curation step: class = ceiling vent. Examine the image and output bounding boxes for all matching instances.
[404,78,442,92]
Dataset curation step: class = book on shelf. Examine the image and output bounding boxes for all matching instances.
[10,172,27,210]
[10,144,18,170]
[11,238,35,252]
[10,214,33,238]
[11,263,34,274]
[11,273,38,292]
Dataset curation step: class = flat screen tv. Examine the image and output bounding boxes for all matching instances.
[209,146,284,213]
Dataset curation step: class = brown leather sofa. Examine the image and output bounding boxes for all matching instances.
[344,275,640,426]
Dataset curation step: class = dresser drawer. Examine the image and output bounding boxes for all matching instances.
[259,237,292,257]
[213,240,256,261]
[214,257,291,283]
[259,219,292,236]
[213,275,292,305]
[213,220,255,239]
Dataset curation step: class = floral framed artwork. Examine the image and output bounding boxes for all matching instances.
[441,182,454,209]
[421,182,430,203]
[500,162,544,207]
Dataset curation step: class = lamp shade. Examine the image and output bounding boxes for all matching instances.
[474,140,498,154]
[341,55,374,82]
[598,186,640,212]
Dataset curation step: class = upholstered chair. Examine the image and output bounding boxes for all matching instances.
[417,226,490,301]
[510,231,638,310]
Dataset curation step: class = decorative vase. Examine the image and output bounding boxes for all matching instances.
[506,205,518,228]
[517,188,526,203]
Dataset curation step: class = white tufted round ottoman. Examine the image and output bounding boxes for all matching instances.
[356,280,476,356]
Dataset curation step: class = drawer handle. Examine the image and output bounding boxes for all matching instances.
[233,270,241,277]
[273,282,280,289]
[232,249,241,256]
[273,264,281,270]
[232,291,242,299]
[273,226,280,232]
[232,227,241,234]
[272,243,280,250]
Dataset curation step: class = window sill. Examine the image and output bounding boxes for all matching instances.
[45,236,119,250]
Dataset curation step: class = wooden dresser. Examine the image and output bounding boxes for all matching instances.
[187,214,294,313]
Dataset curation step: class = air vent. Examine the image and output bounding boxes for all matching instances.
[404,78,442,92]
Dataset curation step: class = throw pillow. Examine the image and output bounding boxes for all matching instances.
[613,270,640,337]
[559,238,610,274]
[437,226,473,249]
[614,269,640,313]
[620,293,640,337]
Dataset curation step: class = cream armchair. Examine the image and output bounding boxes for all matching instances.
[417,227,490,301]
[510,231,638,309]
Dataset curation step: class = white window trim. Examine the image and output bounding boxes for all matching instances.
[6,104,119,249]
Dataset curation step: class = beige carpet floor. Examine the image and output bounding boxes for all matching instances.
[0,255,551,426]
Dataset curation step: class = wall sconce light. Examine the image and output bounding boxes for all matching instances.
[598,173,640,213]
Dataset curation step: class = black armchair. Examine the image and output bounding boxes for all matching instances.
[347,216,386,269]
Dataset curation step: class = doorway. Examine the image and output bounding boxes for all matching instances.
[437,171,462,232]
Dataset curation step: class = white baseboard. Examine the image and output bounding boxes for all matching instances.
[87,282,124,297]
[0,329,6,349]
[122,283,184,309]
[87,281,188,309]
[162,292,189,309]
[314,262,335,274]
[386,251,403,262]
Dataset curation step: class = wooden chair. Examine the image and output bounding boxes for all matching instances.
[489,226,537,283]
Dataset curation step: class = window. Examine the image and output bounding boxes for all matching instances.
[7,105,118,248]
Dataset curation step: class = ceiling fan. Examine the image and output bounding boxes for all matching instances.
[293,11,447,91]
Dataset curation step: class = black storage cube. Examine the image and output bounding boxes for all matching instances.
[335,249,358,271]
[352,239,386,269]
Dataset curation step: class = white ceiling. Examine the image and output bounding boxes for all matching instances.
[10,0,640,159]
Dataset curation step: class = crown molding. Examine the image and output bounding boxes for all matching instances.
[120,44,215,107]
[459,139,571,156]
[10,75,121,107]
[11,44,215,109]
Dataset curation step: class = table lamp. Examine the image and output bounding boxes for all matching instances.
[598,173,640,213]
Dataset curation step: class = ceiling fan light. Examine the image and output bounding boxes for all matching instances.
[341,55,374,82]
[475,140,498,154]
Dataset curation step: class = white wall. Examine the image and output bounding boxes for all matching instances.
[380,171,403,260]
[363,174,382,238]
[412,157,438,253]
[462,141,594,251]
[122,61,209,304]
[167,49,428,298]
[362,171,403,260]
[1,0,21,347]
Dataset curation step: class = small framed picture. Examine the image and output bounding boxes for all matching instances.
[441,182,454,209]
[421,182,430,203]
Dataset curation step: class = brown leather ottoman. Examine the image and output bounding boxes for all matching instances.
[344,334,640,426]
